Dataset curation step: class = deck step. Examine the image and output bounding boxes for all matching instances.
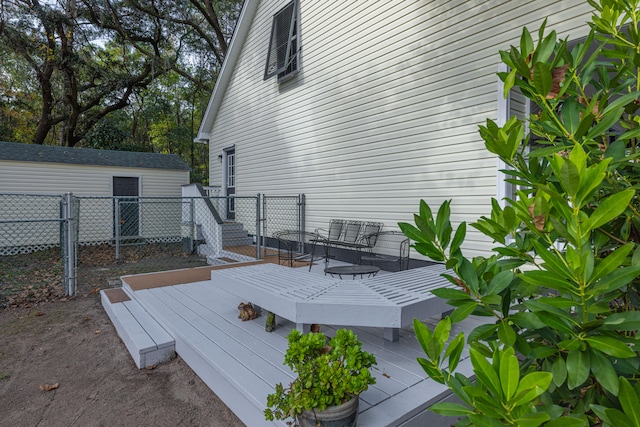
[101,288,176,369]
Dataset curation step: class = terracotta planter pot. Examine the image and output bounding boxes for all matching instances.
[297,396,359,427]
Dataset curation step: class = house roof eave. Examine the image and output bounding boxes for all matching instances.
[196,0,260,143]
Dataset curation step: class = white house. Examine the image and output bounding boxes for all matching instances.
[196,0,594,258]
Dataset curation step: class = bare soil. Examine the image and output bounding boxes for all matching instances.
[0,243,211,308]
[0,245,246,426]
[0,295,245,427]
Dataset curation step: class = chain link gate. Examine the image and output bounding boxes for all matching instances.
[261,194,305,257]
[0,193,78,305]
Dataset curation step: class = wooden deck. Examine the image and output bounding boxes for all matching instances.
[106,263,483,426]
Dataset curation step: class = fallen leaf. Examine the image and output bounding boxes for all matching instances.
[382,373,391,378]
[147,365,157,371]
[39,383,59,392]
[34,311,45,317]
[94,329,101,334]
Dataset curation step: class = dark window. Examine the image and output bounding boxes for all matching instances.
[264,1,299,80]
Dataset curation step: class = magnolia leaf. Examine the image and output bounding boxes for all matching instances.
[590,243,634,284]
[590,350,619,395]
[532,62,553,97]
[592,266,640,294]
[511,371,552,407]
[459,258,479,294]
[586,107,624,140]
[499,347,520,400]
[562,97,582,134]
[444,332,465,372]
[601,91,640,115]
[544,417,588,427]
[450,222,466,256]
[586,335,635,358]
[497,322,517,346]
[450,301,478,323]
[560,159,580,199]
[417,358,444,384]
[431,287,472,301]
[515,412,551,427]
[601,311,640,331]
[414,319,434,359]
[429,402,474,416]
[566,350,590,390]
[467,414,506,427]
[552,356,567,387]
[470,348,502,398]
[588,188,634,231]
[486,270,514,295]
[619,377,640,426]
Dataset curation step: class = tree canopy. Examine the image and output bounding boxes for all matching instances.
[0,0,242,183]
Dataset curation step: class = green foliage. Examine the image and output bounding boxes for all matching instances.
[401,1,640,425]
[264,329,377,423]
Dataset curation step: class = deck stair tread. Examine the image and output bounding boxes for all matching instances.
[100,289,175,369]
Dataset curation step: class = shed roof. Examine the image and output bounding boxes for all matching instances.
[0,141,191,171]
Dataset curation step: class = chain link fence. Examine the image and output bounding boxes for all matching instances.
[0,194,75,306]
[1,192,304,307]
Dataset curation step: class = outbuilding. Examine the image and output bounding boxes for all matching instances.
[0,141,191,251]
[0,141,190,198]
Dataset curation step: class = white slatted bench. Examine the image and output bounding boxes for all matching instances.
[210,263,453,342]
[101,288,175,368]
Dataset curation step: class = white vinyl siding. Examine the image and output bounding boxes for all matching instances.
[208,0,593,257]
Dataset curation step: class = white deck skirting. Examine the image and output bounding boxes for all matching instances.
[210,263,452,341]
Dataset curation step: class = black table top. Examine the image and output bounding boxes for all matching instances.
[324,264,380,278]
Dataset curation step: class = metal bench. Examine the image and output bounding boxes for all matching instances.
[309,219,384,270]
[210,263,453,342]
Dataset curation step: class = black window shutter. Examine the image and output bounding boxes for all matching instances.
[264,1,297,80]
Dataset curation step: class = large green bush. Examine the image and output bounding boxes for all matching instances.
[399,1,640,425]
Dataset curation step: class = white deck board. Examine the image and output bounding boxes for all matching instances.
[210,263,453,332]
[117,266,482,427]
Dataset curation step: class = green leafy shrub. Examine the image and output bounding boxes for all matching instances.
[399,1,640,425]
[264,328,377,423]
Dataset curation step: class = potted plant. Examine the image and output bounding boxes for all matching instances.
[264,328,377,427]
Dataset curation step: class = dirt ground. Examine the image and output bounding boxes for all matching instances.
[0,295,245,427]
[0,244,247,426]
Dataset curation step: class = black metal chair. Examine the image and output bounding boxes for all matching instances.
[273,230,323,268]
[359,231,410,271]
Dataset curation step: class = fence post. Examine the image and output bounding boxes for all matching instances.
[299,193,305,234]
[190,197,195,253]
[63,192,77,296]
[114,197,121,260]
[256,193,261,260]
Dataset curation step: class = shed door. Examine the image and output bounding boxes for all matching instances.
[113,177,140,238]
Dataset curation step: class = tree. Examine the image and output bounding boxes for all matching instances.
[0,0,241,149]
[400,1,640,425]
[0,0,162,146]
